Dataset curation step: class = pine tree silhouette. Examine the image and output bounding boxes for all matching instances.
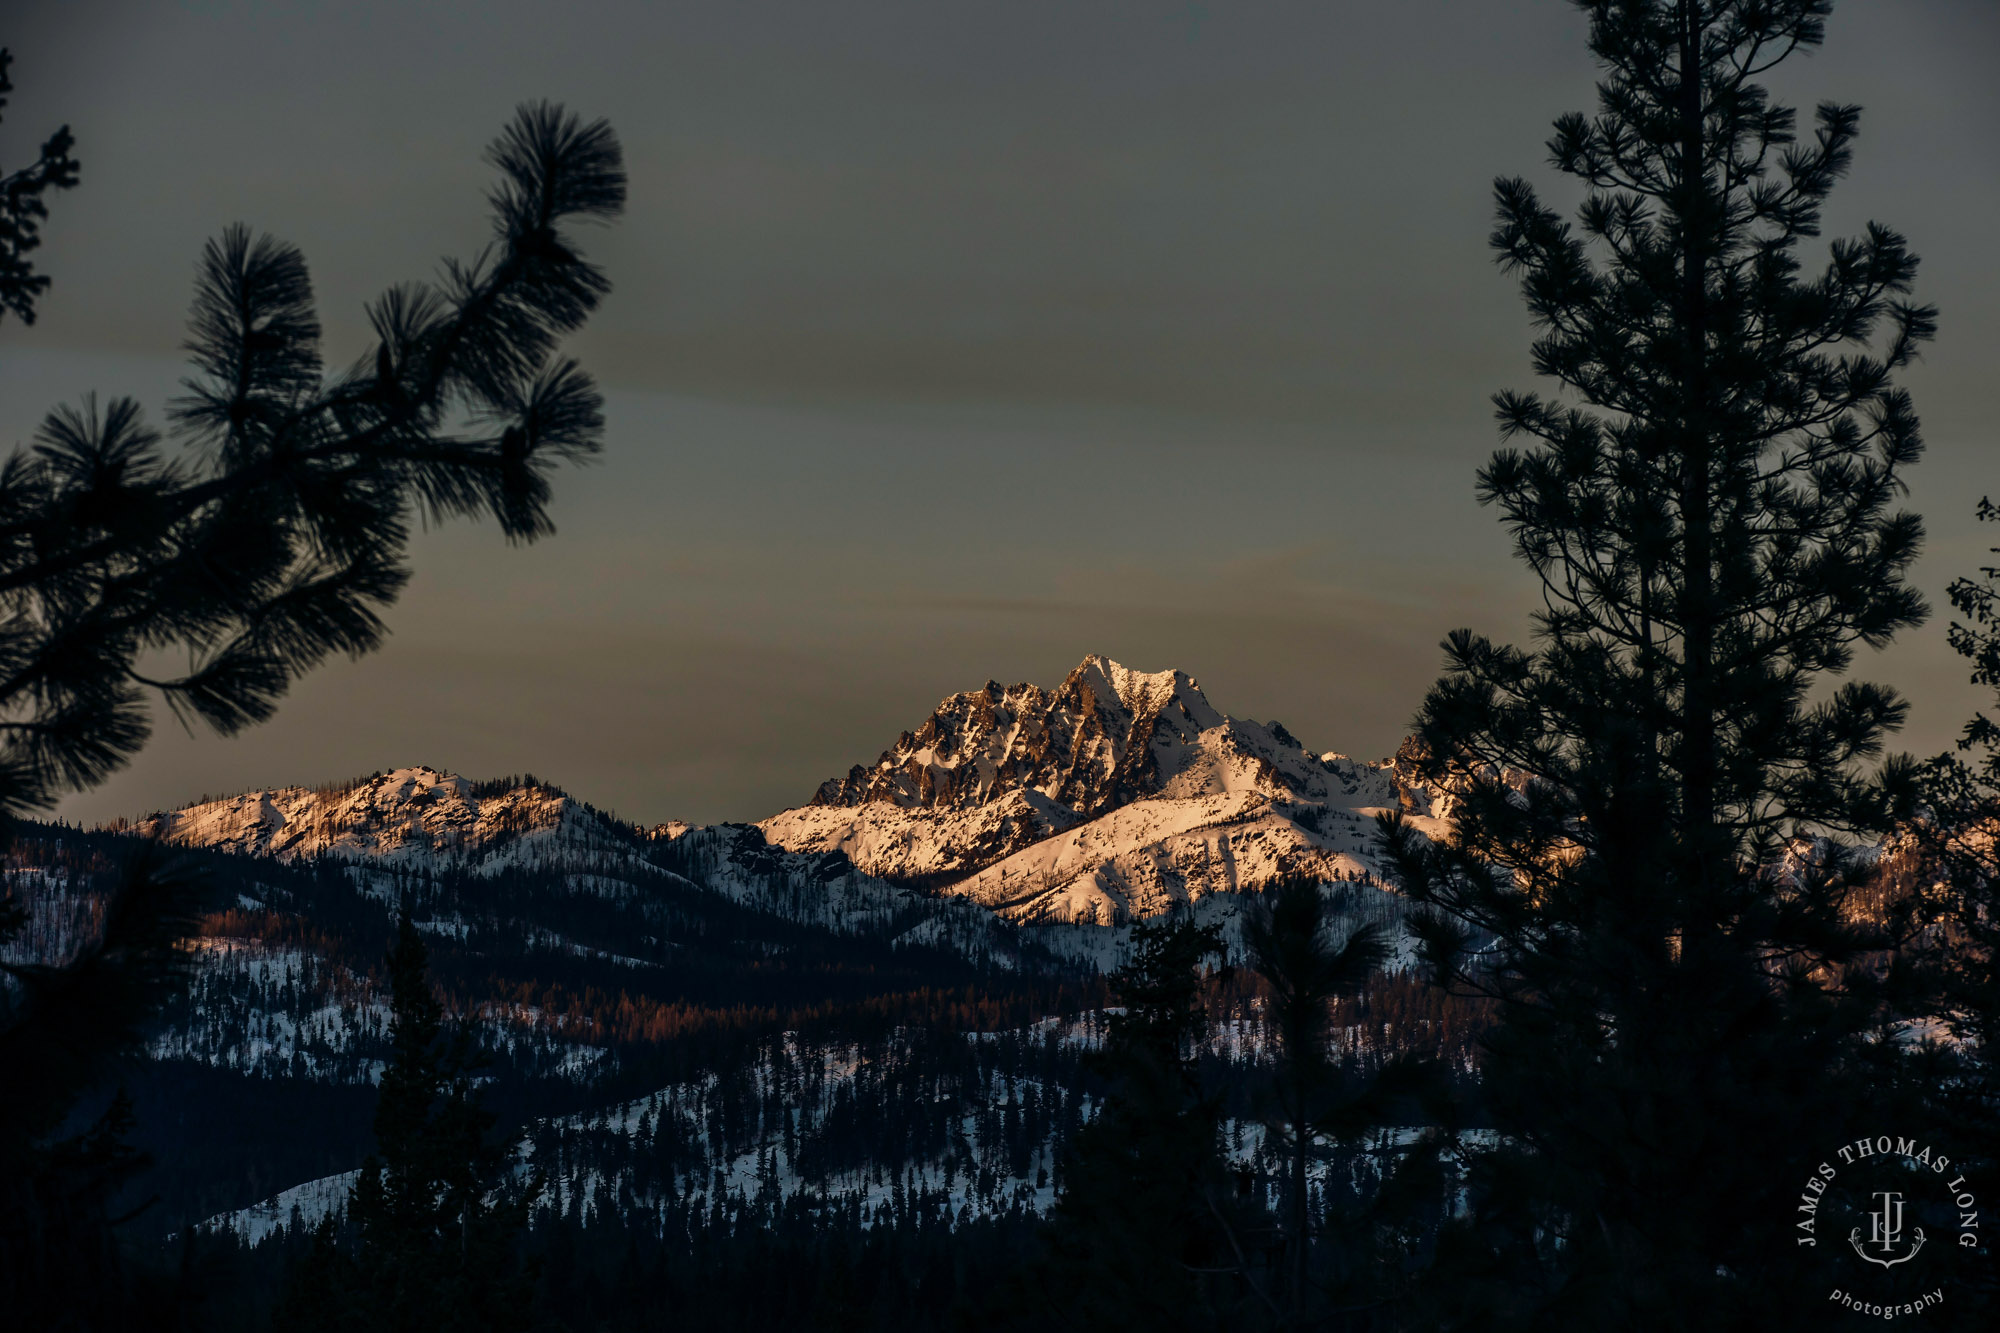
[274,912,539,1333]
[1375,2,1935,1326]
[1905,502,2000,1320]
[1922,500,2000,1061]
[0,61,622,1328]
[1004,914,1260,1331]
[1240,875,1450,1323]
[0,48,80,325]
[1241,876,1381,1319]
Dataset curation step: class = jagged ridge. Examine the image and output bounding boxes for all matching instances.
[761,654,1444,924]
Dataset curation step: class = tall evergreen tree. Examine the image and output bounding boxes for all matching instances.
[1241,876,1386,1321]
[1009,914,1254,1331]
[1375,2,1935,1326]
[1238,878,1454,1329]
[274,912,539,1333]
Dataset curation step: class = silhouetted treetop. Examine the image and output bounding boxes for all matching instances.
[1420,0,1933,868]
[0,47,80,325]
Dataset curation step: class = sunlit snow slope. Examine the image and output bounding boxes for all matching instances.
[138,766,629,872]
[761,655,1444,924]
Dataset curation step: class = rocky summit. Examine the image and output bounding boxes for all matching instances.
[759,654,1442,924]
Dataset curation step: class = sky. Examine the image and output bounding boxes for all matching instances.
[3,0,1997,828]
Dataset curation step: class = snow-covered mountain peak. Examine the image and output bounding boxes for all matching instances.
[138,765,629,872]
[763,657,1436,923]
[122,657,1445,931]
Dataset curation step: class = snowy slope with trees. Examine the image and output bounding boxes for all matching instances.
[3,657,1455,1255]
[199,998,1484,1248]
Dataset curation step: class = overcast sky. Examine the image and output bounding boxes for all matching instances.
[4,0,1997,827]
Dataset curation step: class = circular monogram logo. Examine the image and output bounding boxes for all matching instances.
[1794,1134,1980,1320]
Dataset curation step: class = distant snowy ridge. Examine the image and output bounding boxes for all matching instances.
[761,654,1443,925]
[139,766,631,874]
[136,766,1036,965]
[127,656,1450,950]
